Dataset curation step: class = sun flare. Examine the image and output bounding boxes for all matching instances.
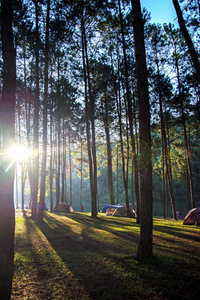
[7,144,31,162]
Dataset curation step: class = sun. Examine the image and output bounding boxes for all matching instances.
[7,144,31,163]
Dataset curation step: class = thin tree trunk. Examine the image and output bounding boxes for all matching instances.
[49,100,54,212]
[55,58,61,211]
[115,48,130,213]
[118,0,135,217]
[61,122,66,203]
[38,0,50,221]
[154,46,176,219]
[116,141,119,205]
[172,0,200,83]
[103,93,114,205]
[162,139,166,218]
[81,16,97,217]
[165,117,177,219]
[174,47,195,208]
[87,77,98,217]
[69,135,73,206]
[56,120,61,209]
[133,96,140,223]
[80,140,83,211]
[31,0,40,219]
[116,80,128,211]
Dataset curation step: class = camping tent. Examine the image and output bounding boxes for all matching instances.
[183,207,200,225]
[102,205,111,213]
[112,206,127,217]
[106,208,115,216]
[53,202,73,212]
[176,211,183,219]
[102,204,122,213]
[112,206,136,217]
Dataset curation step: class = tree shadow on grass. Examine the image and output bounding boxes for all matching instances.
[118,254,200,300]
[16,212,200,300]
[35,213,143,299]
[13,213,90,299]
[45,213,200,299]
[65,212,140,243]
[153,224,200,242]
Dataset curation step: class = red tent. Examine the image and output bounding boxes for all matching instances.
[183,208,200,225]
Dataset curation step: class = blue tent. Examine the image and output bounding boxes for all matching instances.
[102,205,111,213]
[102,205,122,213]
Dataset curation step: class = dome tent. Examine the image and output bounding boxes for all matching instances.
[183,208,200,225]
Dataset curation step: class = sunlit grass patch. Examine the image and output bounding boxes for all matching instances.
[13,212,90,299]
[12,211,200,300]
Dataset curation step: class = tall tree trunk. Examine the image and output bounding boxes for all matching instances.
[81,24,94,213]
[21,164,26,211]
[31,0,40,219]
[26,86,32,210]
[69,135,73,206]
[116,141,119,204]
[116,79,128,210]
[163,114,176,219]
[133,96,140,223]
[165,117,176,218]
[172,0,200,83]
[118,0,136,217]
[174,48,195,208]
[115,49,130,212]
[103,93,114,205]
[38,0,50,221]
[80,140,83,211]
[81,16,97,217]
[55,58,61,211]
[87,73,98,217]
[56,120,61,209]
[0,0,16,297]
[132,0,153,258]
[180,101,195,208]
[49,102,54,212]
[162,139,166,218]
[61,123,66,203]
[154,46,176,219]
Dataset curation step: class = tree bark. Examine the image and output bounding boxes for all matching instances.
[61,123,67,203]
[172,0,200,83]
[38,0,50,221]
[103,93,114,205]
[132,0,153,258]
[81,18,94,214]
[49,100,54,212]
[174,46,195,209]
[31,0,40,219]
[69,135,73,206]
[116,79,128,210]
[55,59,61,211]
[118,0,135,217]
[153,42,176,219]
[0,0,16,297]
[80,140,83,211]
[81,16,97,217]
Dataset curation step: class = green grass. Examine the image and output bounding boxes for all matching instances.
[11,210,200,299]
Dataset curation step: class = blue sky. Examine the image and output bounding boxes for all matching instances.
[140,0,178,26]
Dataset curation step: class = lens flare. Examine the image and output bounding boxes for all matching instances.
[7,145,31,162]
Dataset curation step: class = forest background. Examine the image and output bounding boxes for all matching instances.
[2,0,200,217]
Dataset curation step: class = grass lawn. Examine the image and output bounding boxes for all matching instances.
[11,210,200,299]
